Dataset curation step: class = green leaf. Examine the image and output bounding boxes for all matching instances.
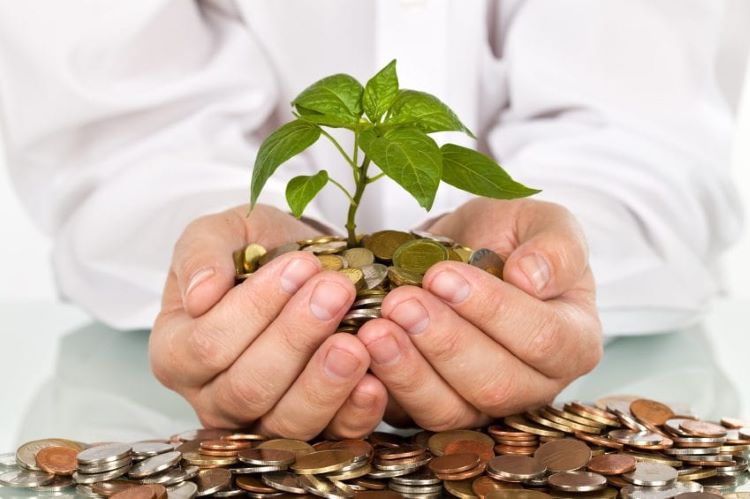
[440,144,540,199]
[363,60,399,123]
[293,74,364,125]
[387,90,475,138]
[359,127,442,210]
[295,108,358,129]
[285,171,329,218]
[250,120,321,208]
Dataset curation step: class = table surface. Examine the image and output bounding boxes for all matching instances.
[1,298,749,497]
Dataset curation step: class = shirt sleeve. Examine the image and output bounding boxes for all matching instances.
[488,0,743,335]
[0,1,335,329]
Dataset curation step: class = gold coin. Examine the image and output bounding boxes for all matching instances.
[304,240,347,255]
[445,478,479,498]
[256,439,315,458]
[339,268,365,291]
[181,451,237,467]
[317,254,347,271]
[428,430,495,457]
[243,243,267,273]
[393,239,449,274]
[259,242,301,266]
[343,247,375,268]
[365,230,415,261]
[232,248,245,275]
[447,248,464,262]
[504,415,566,438]
[454,246,473,263]
[291,449,357,474]
[387,266,423,287]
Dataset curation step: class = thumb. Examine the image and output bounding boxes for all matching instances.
[172,210,247,318]
[502,201,590,300]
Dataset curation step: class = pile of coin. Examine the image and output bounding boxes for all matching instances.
[2,396,750,498]
[233,230,504,333]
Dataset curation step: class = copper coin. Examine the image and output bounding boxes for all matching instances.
[221,432,266,442]
[429,453,481,474]
[444,439,495,463]
[487,425,538,441]
[548,471,607,492]
[721,418,750,429]
[354,491,403,499]
[375,444,424,460]
[587,453,637,475]
[494,444,537,455]
[435,463,485,481]
[674,494,724,499]
[679,420,727,438]
[534,438,592,472]
[369,432,404,449]
[472,476,522,498]
[291,449,357,474]
[574,432,624,450]
[487,455,547,481]
[92,480,139,497]
[200,439,251,451]
[485,491,553,499]
[321,439,374,460]
[236,475,278,493]
[35,446,78,476]
[238,448,296,466]
[629,399,675,426]
[110,486,157,499]
[198,448,239,457]
[195,468,231,495]
[353,477,387,490]
[143,484,167,499]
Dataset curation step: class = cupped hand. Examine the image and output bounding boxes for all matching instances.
[357,198,602,430]
[149,204,388,439]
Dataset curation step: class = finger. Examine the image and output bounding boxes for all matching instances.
[325,374,389,439]
[381,285,571,416]
[151,251,322,388]
[421,261,601,379]
[171,210,249,317]
[256,334,370,440]
[201,271,355,421]
[503,201,590,300]
[358,318,485,431]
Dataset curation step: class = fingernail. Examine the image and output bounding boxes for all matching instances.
[310,281,350,320]
[429,270,471,304]
[351,389,376,409]
[280,258,319,293]
[518,253,550,294]
[324,347,361,379]
[389,299,429,335]
[185,268,214,300]
[367,335,401,365]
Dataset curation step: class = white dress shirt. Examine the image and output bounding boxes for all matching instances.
[0,0,742,335]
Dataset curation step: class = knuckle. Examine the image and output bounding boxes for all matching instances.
[427,330,464,365]
[219,372,273,419]
[187,323,234,373]
[419,405,472,432]
[475,371,517,416]
[277,321,326,359]
[525,314,564,367]
[262,415,314,440]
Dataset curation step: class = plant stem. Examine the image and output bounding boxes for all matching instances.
[366,172,386,184]
[346,157,370,247]
[319,128,358,178]
[328,177,356,205]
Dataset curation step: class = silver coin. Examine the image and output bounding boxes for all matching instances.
[76,443,132,465]
[0,452,17,469]
[142,465,199,486]
[262,471,307,494]
[662,446,722,455]
[678,454,734,462]
[366,465,423,478]
[342,308,381,321]
[231,464,289,474]
[168,480,199,499]
[352,296,385,308]
[78,456,132,474]
[547,471,607,492]
[298,474,352,499]
[31,475,75,492]
[390,469,441,486]
[0,468,55,488]
[245,494,284,499]
[375,456,431,472]
[132,441,175,458]
[15,438,86,471]
[128,450,181,478]
[608,430,664,446]
[389,482,443,495]
[73,464,130,484]
[623,462,678,487]
[620,481,703,499]
[360,263,388,289]
[213,489,247,497]
[410,230,455,245]
[303,241,347,255]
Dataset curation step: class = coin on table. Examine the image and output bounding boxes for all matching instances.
[534,438,591,472]
[0,468,55,488]
[444,439,495,464]
[128,451,181,478]
[34,446,78,476]
[548,471,607,492]
[472,475,522,498]
[622,462,678,487]
[565,402,620,427]
[262,471,307,494]
[429,430,495,457]
[237,448,296,467]
[442,477,478,499]
[393,239,449,274]
[16,438,86,471]
[165,481,198,499]
[131,442,174,459]
[110,485,159,499]
[365,230,415,261]
[429,453,481,475]
[674,494,725,499]
[73,464,131,484]
[355,491,402,499]
[608,430,664,446]
[77,443,133,465]
[141,465,199,486]
[256,439,315,457]
[343,247,375,268]
[291,449,357,474]
[390,468,440,486]
[679,420,727,438]
[486,455,547,482]
[587,453,637,475]
[195,468,231,496]
[485,490,553,499]
[468,248,505,278]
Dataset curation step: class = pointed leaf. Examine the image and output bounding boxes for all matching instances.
[293,74,363,124]
[296,108,358,129]
[359,127,442,210]
[440,144,540,199]
[363,59,399,122]
[387,90,475,137]
[285,171,329,218]
[250,120,321,207]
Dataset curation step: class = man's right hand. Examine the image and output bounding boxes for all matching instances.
[149,204,388,440]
